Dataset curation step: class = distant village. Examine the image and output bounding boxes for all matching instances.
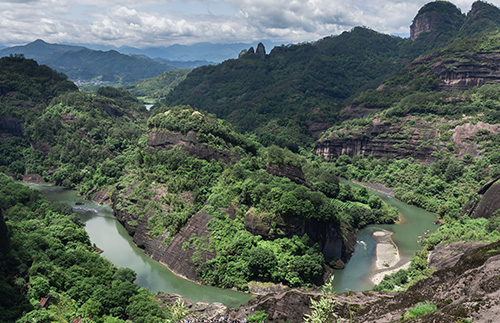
[73,80,111,86]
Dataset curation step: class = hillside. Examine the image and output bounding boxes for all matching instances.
[162,27,409,149]
[0,56,399,315]
[3,1,500,322]
[118,69,191,103]
[0,40,177,83]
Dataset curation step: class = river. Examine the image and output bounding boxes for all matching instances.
[29,180,436,302]
[332,180,437,292]
[29,184,252,308]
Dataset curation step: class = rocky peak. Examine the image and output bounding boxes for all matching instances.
[256,42,266,59]
[460,0,500,36]
[410,1,464,41]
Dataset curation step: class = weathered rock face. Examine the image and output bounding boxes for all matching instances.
[418,52,500,90]
[452,121,500,157]
[148,129,231,162]
[315,116,498,161]
[265,164,311,188]
[313,118,438,162]
[473,182,500,219]
[256,42,266,59]
[410,1,464,41]
[214,241,500,322]
[461,175,500,219]
[22,174,45,184]
[244,207,356,263]
[113,188,214,281]
[428,241,488,271]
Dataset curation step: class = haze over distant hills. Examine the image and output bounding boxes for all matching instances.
[0,39,278,83]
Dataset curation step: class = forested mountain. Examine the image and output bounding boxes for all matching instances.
[0,40,178,83]
[3,0,500,322]
[162,27,409,150]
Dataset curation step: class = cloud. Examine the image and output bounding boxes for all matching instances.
[0,0,499,47]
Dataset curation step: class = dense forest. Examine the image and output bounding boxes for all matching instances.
[2,0,500,322]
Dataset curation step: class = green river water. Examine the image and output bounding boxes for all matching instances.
[29,184,252,307]
[29,180,437,303]
[333,180,438,292]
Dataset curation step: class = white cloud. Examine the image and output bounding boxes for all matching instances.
[0,0,500,47]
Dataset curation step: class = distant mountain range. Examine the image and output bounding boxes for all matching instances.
[63,40,278,63]
[0,40,278,83]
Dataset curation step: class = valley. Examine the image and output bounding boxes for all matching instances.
[2,1,500,322]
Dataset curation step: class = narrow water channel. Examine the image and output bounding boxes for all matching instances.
[29,180,436,302]
[333,180,437,292]
[29,184,252,307]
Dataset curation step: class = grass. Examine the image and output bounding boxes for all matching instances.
[403,301,437,320]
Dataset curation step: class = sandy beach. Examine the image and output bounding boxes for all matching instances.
[370,230,409,285]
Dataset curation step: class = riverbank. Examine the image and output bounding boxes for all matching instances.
[345,179,395,197]
[370,230,407,285]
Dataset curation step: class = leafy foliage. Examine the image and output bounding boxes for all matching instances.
[0,174,170,322]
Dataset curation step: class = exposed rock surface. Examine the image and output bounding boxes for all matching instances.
[428,241,488,271]
[421,52,500,90]
[90,187,112,205]
[22,174,45,184]
[210,241,500,322]
[264,164,311,188]
[473,182,500,219]
[314,118,438,162]
[114,186,215,281]
[148,129,232,162]
[256,42,266,59]
[244,206,356,263]
[410,1,464,41]
[452,122,500,157]
[315,115,498,161]
[461,175,500,219]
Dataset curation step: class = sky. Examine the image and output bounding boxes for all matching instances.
[1,0,499,48]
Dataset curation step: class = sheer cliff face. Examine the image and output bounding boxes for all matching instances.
[410,11,438,41]
[409,1,464,41]
[314,117,499,162]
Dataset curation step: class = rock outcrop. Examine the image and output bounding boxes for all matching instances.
[314,116,499,162]
[148,129,232,162]
[256,43,266,59]
[244,206,356,263]
[410,1,464,41]
[414,51,500,90]
[461,175,500,219]
[313,117,438,162]
[113,188,215,281]
[198,241,500,322]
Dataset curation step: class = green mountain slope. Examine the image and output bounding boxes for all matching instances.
[118,69,191,103]
[162,27,408,149]
[0,40,176,83]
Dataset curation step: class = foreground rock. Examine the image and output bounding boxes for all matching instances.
[191,240,500,322]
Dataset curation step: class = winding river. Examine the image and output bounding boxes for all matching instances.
[332,180,437,292]
[29,184,252,308]
[29,180,437,303]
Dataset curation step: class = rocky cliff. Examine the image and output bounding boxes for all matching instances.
[412,51,500,90]
[148,129,232,162]
[244,206,356,264]
[314,116,499,162]
[314,117,438,162]
[192,240,500,322]
[460,175,500,219]
[410,1,464,42]
[113,186,215,281]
